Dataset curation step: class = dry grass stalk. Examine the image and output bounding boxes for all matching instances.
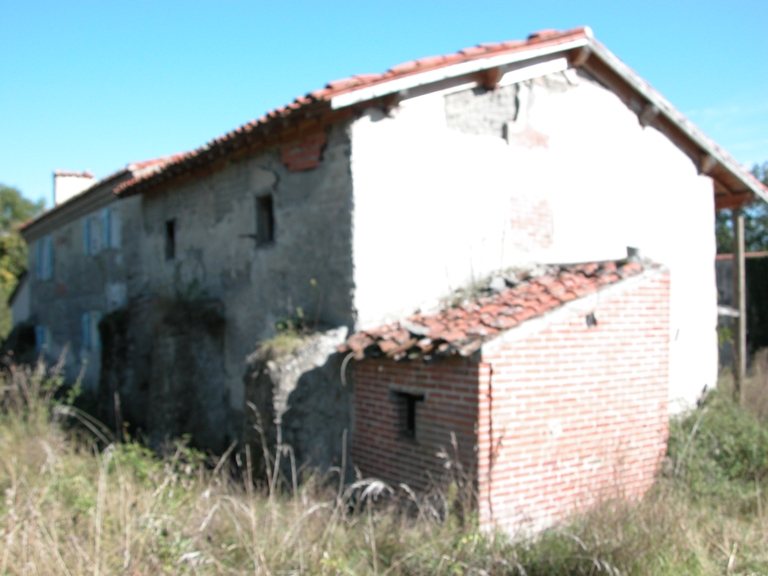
[0,357,767,574]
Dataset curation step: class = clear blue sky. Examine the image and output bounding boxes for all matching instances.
[1,1,766,207]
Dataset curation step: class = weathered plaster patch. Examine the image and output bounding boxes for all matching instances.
[105,282,127,310]
[444,84,518,138]
[509,196,554,250]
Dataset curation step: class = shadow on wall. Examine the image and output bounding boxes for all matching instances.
[242,327,353,482]
[99,296,240,454]
[0,322,38,367]
[716,254,768,369]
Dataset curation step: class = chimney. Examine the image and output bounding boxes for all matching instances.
[53,170,96,205]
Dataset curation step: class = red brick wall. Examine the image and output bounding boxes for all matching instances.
[351,359,486,491]
[350,271,669,532]
[478,272,670,531]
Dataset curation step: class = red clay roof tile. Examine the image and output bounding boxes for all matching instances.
[114,27,591,197]
[339,259,650,361]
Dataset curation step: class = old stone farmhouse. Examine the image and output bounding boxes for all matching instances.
[14,27,768,529]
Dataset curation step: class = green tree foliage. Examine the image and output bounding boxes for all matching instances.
[716,162,768,253]
[0,184,44,338]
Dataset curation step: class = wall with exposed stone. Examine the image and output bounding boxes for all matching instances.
[124,121,355,452]
[24,186,141,391]
[242,327,352,477]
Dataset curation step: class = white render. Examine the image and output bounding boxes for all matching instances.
[349,63,717,410]
[53,171,96,205]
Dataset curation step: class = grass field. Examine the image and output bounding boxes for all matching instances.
[1,358,767,575]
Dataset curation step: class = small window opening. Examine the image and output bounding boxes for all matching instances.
[256,194,275,245]
[586,312,597,327]
[395,392,424,440]
[165,220,176,260]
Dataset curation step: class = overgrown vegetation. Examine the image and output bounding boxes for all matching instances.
[256,278,324,361]
[716,161,768,254]
[0,183,44,338]
[1,358,767,574]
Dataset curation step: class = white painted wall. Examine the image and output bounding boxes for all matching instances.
[349,66,717,409]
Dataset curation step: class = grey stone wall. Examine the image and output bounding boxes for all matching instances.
[444,84,519,138]
[242,327,352,479]
[26,188,142,391]
[102,120,356,452]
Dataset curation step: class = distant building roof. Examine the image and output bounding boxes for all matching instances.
[715,252,768,260]
[20,154,183,235]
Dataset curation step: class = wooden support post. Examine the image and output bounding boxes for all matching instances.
[733,207,747,402]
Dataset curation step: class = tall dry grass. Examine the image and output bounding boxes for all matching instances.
[1,357,767,575]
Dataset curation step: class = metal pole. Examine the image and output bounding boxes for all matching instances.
[733,207,747,402]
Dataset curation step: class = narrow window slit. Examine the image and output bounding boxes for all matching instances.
[394,391,424,439]
[256,194,275,245]
[165,220,176,260]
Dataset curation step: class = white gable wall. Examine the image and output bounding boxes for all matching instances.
[349,67,717,410]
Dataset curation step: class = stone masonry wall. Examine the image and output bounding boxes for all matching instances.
[26,190,142,391]
[137,120,355,433]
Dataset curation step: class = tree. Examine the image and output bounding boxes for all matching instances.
[0,184,44,338]
[716,162,768,254]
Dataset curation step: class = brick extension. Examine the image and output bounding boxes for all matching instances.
[349,266,670,531]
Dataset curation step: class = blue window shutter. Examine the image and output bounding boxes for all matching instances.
[34,325,44,351]
[91,311,103,350]
[102,209,111,249]
[111,208,121,249]
[83,217,91,255]
[36,240,43,278]
[82,313,91,350]
[45,236,54,279]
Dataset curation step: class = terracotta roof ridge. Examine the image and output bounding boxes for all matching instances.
[112,24,763,206]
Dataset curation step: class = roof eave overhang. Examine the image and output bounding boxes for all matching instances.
[328,36,591,109]
[582,38,768,209]
[116,99,349,198]
[117,29,766,208]
[20,169,132,241]
[328,34,767,209]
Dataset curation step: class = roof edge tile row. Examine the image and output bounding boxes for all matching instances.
[111,26,767,204]
[340,260,652,362]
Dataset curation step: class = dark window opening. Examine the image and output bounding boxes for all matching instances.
[394,391,424,440]
[256,194,275,245]
[586,312,597,328]
[165,220,176,261]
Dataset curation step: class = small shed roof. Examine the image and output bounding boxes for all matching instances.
[339,260,650,362]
